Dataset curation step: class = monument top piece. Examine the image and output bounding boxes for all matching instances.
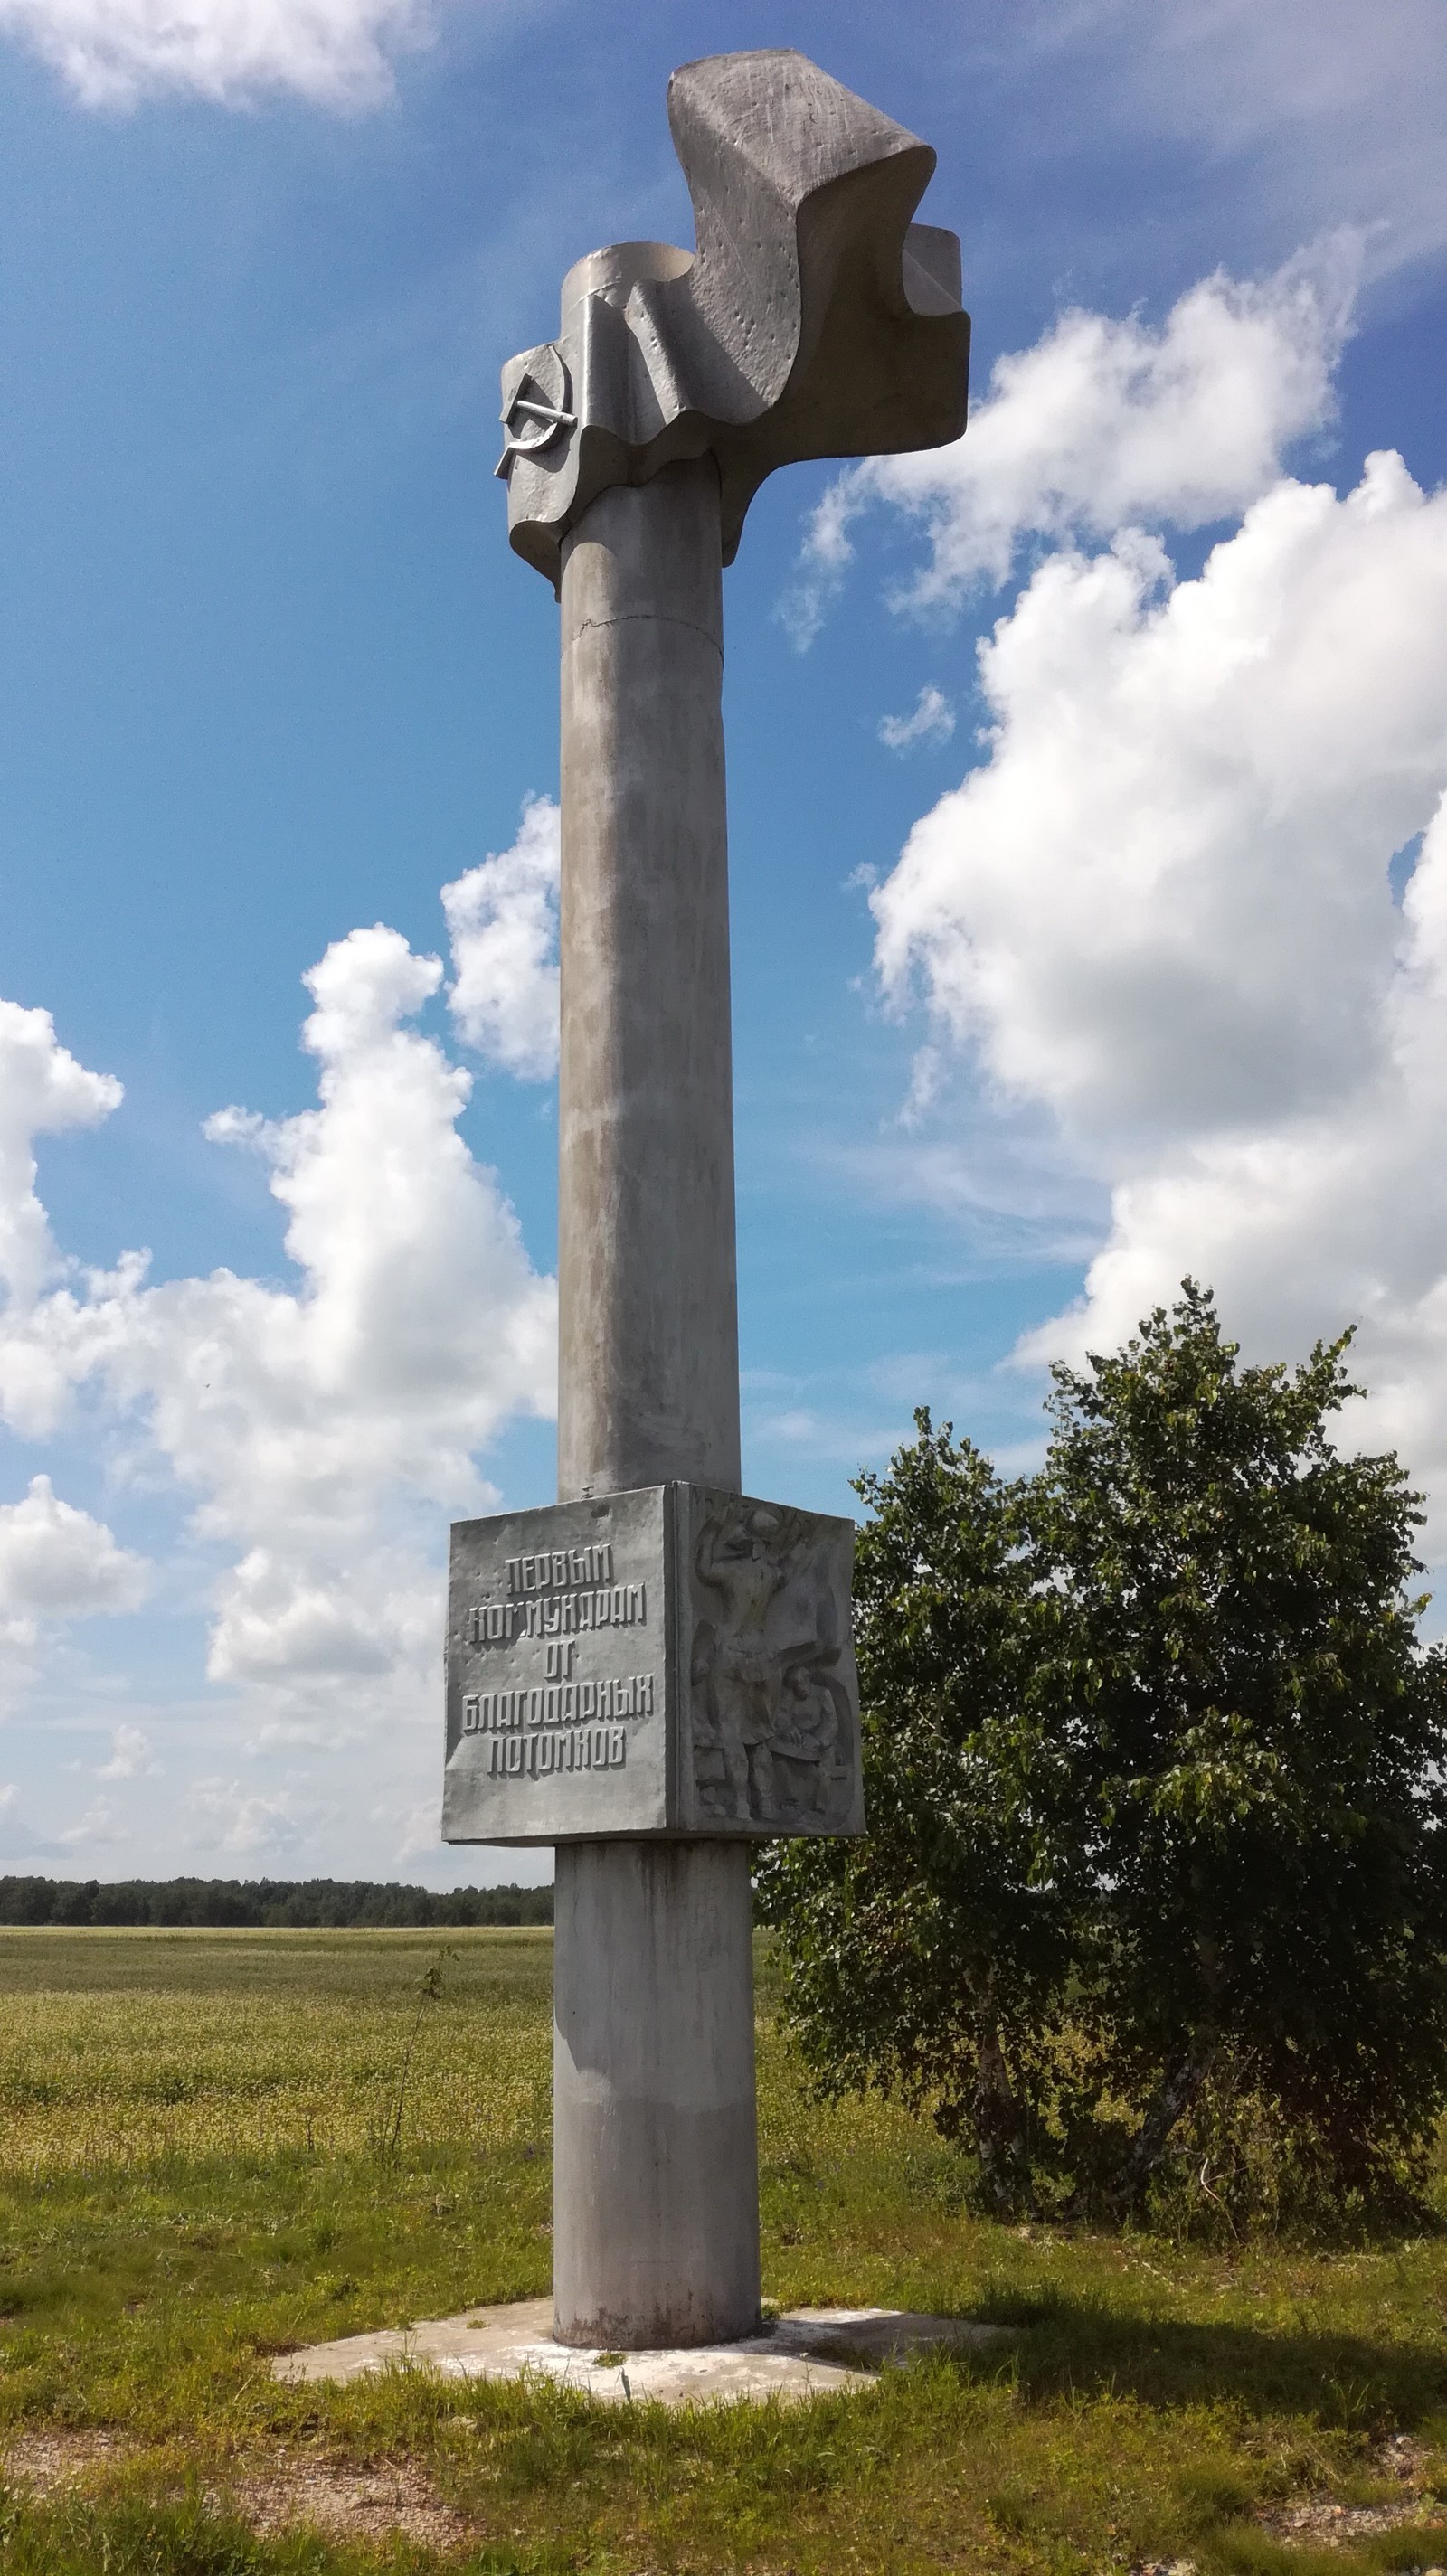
[497,47,970,587]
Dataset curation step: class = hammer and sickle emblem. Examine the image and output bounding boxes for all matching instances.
[495,344,576,478]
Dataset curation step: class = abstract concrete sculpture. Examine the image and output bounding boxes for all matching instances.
[497,49,968,587]
[445,47,969,2354]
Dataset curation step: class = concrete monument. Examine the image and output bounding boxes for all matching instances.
[445,47,969,2353]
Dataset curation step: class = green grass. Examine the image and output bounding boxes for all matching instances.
[1,1928,1445,2572]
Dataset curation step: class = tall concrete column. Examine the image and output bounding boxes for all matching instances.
[553,446,758,2349]
[478,44,969,2361]
[556,453,740,1506]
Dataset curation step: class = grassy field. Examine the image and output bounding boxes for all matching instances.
[1,1929,1446,2574]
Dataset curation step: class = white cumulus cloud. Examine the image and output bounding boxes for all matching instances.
[186,1776,313,1854]
[1012,783,1447,1548]
[0,1475,150,1649]
[784,241,1357,646]
[875,453,1447,1144]
[879,686,956,755]
[0,917,554,1698]
[59,1797,127,1845]
[97,1722,158,1779]
[442,797,561,1080]
[0,1001,121,1315]
[866,373,1447,1551]
[0,0,435,109]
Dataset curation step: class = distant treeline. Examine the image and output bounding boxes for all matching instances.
[0,1876,554,1929]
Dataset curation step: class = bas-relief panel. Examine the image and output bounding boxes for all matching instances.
[685,1489,863,1836]
[440,1482,863,1845]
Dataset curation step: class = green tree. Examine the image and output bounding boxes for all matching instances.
[759,1422,1078,2213]
[761,1286,1447,2220]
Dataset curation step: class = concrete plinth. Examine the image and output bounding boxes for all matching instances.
[553,1838,759,2347]
[272,2297,1008,2406]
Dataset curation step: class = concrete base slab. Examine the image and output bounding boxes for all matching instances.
[271,2297,1006,2407]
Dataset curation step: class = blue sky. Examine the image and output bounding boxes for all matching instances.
[1,0,1445,1881]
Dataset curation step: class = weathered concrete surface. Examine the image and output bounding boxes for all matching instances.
[556,458,738,1506]
[498,51,969,583]
[553,1837,759,2347]
[553,453,750,2353]
[272,2298,1007,2405]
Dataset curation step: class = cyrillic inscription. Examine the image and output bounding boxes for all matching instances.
[444,1488,668,1843]
[460,1673,655,1731]
[506,1543,612,1594]
[485,1724,628,1778]
[467,1581,645,1647]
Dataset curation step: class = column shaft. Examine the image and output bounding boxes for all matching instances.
[557,458,741,1502]
[553,457,758,2349]
[553,1840,759,2346]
